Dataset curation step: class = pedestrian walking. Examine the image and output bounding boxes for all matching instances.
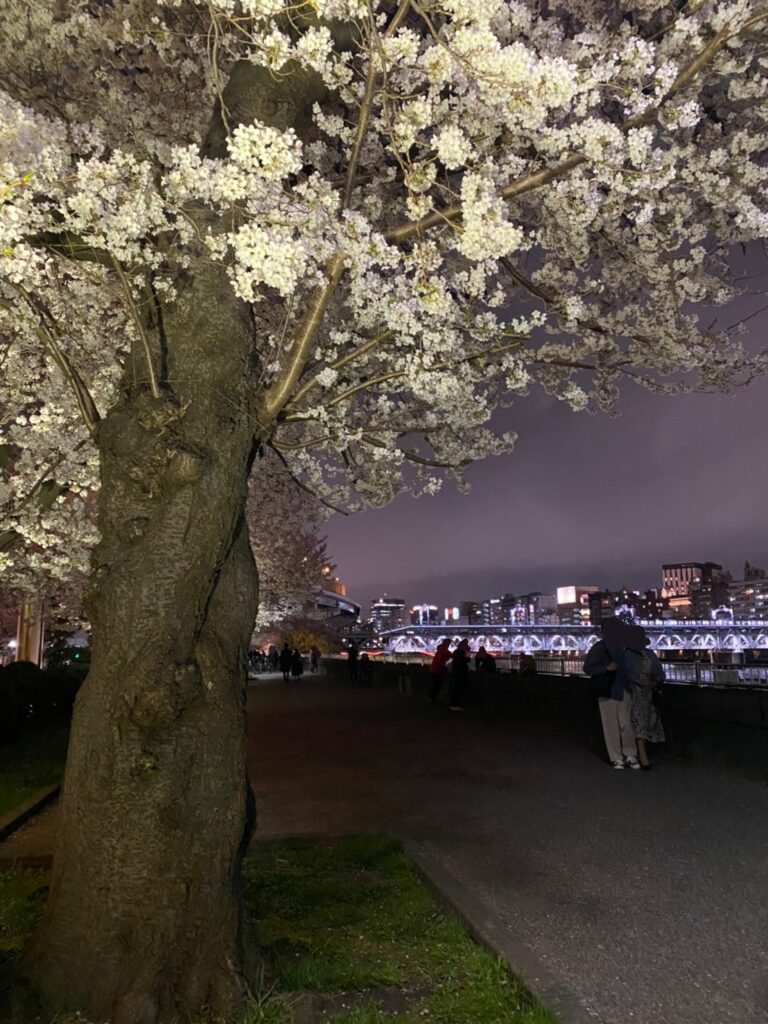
[310,645,320,673]
[429,638,452,703]
[279,642,292,683]
[267,644,279,672]
[583,618,640,769]
[625,625,666,770]
[291,648,304,679]
[449,638,470,711]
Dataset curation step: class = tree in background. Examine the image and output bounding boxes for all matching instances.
[247,450,334,630]
[267,620,341,655]
[1,1,767,1019]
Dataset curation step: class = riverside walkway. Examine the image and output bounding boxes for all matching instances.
[247,673,768,1024]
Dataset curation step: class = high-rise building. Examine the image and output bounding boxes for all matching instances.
[479,593,530,625]
[482,597,504,625]
[589,588,669,625]
[459,601,484,625]
[661,562,725,597]
[729,579,768,620]
[690,579,731,620]
[556,585,598,625]
[370,596,406,633]
[410,603,438,626]
[744,561,767,581]
[500,593,519,623]
[661,563,728,619]
[531,593,559,624]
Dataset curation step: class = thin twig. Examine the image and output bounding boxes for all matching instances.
[110,257,161,399]
[361,432,469,470]
[8,286,100,438]
[283,329,395,412]
[343,26,379,210]
[270,445,350,516]
[283,337,526,419]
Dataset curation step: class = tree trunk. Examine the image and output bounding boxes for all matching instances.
[18,265,261,1024]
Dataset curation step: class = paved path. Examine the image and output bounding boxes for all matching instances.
[247,675,768,1024]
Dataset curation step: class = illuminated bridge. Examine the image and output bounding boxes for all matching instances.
[382,622,768,655]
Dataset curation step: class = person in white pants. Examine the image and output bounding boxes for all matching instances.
[584,618,640,770]
[598,689,638,768]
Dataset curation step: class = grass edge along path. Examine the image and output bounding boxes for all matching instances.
[0,726,69,821]
[0,835,557,1023]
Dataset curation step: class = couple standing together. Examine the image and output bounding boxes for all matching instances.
[583,617,666,770]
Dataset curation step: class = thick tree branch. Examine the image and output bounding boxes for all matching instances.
[343,31,379,209]
[260,253,345,420]
[384,0,411,37]
[110,257,161,399]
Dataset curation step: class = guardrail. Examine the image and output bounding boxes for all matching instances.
[373,653,768,688]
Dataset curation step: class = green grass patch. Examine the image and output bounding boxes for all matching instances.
[0,725,69,818]
[0,867,49,964]
[0,835,557,1023]
[244,834,557,1023]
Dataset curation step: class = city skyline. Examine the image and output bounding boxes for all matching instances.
[326,370,768,614]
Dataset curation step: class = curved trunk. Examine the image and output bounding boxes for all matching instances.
[19,266,261,1024]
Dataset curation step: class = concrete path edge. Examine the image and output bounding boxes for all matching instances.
[0,785,60,844]
[401,837,601,1024]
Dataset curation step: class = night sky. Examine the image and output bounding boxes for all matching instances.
[327,293,768,615]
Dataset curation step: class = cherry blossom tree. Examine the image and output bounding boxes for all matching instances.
[1,1,767,1020]
[247,450,334,629]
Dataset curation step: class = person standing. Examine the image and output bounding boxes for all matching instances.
[449,638,470,712]
[279,642,292,683]
[475,645,497,711]
[267,644,279,672]
[583,618,640,769]
[625,625,666,770]
[310,645,320,673]
[347,640,359,685]
[291,648,304,679]
[429,638,452,703]
[359,652,372,686]
[519,652,535,679]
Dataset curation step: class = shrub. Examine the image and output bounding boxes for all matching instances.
[0,661,85,739]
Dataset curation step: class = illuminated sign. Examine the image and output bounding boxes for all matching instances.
[557,586,577,605]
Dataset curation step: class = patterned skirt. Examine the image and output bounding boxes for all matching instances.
[631,685,665,743]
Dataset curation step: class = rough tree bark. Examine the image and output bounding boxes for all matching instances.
[18,263,261,1024]
[10,52,329,1024]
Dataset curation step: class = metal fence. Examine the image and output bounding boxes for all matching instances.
[376,652,768,689]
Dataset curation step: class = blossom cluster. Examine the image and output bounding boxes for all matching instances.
[0,0,767,606]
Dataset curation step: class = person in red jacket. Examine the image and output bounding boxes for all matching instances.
[429,638,453,704]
